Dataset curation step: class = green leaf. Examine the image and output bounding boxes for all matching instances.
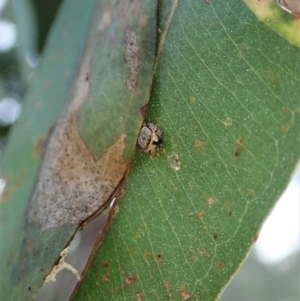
[0,0,157,300]
[73,1,300,300]
[10,0,38,81]
[0,1,97,299]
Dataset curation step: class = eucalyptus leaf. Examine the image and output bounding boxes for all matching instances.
[73,1,300,300]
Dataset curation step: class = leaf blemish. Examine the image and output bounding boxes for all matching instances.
[168,154,181,171]
[213,233,218,239]
[224,117,232,126]
[102,261,109,268]
[253,235,259,242]
[0,189,10,202]
[197,211,205,218]
[34,133,49,155]
[195,139,205,152]
[125,29,140,91]
[28,119,127,230]
[207,196,215,206]
[164,281,173,298]
[135,291,142,301]
[189,96,196,103]
[216,262,224,268]
[102,274,110,281]
[234,136,244,157]
[163,281,170,290]
[139,103,148,117]
[198,248,205,256]
[126,276,138,285]
[143,252,151,259]
[180,290,192,300]
[198,248,210,259]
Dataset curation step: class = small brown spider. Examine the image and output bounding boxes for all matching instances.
[137,123,163,154]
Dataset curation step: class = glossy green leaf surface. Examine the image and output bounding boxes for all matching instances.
[74,1,300,300]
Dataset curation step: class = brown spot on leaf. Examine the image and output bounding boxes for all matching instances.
[136,291,142,301]
[281,125,288,132]
[189,96,196,103]
[35,138,44,155]
[143,252,151,259]
[224,117,232,126]
[197,211,205,218]
[103,261,109,268]
[198,248,211,259]
[34,132,50,155]
[207,196,215,206]
[195,139,205,152]
[228,210,233,217]
[164,281,170,290]
[216,262,224,268]
[85,73,89,81]
[234,136,244,157]
[0,189,11,201]
[157,253,164,266]
[102,274,110,281]
[180,290,192,300]
[253,234,259,242]
[126,276,137,285]
[27,287,31,291]
[198,248,205,255]
[128,247,133,255]
[139,103,148,117]
[213,233,218,239]
[164,281,173,298]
